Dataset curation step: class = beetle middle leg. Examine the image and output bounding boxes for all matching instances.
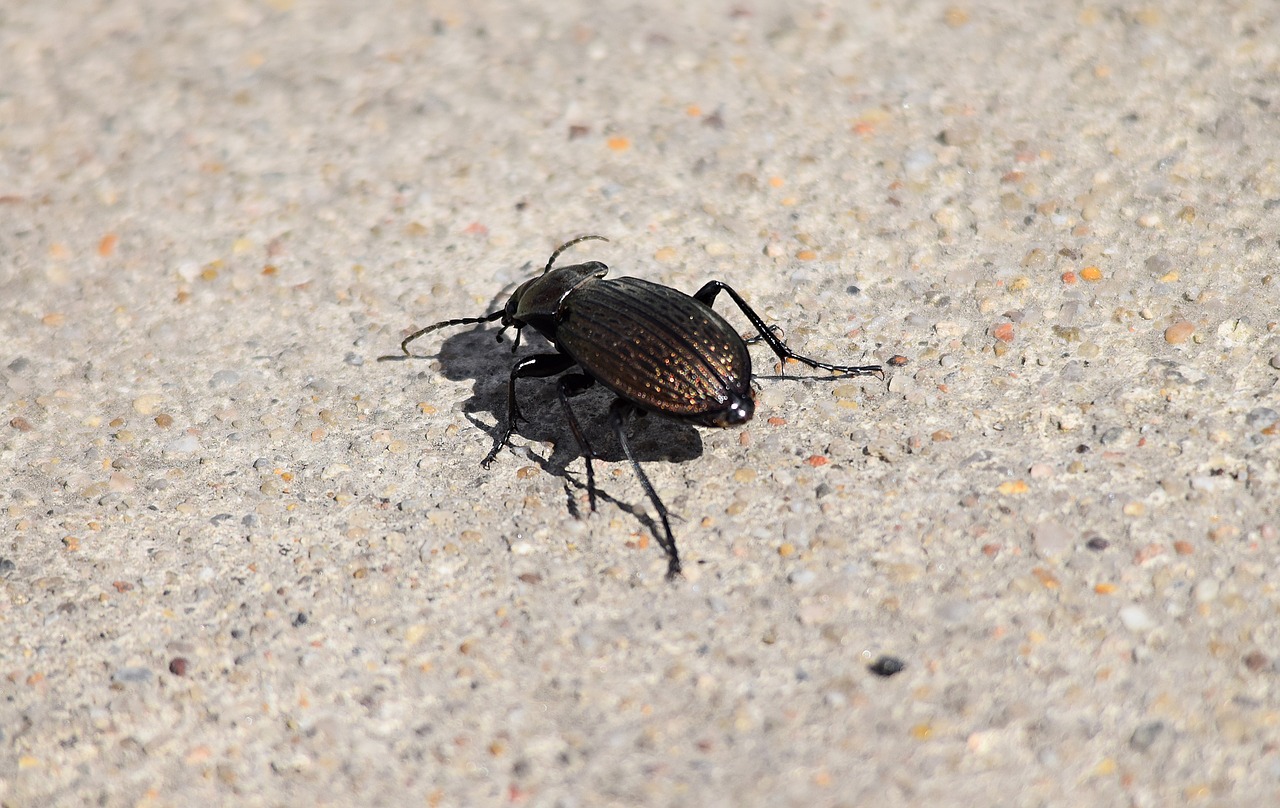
[609,399,681,579]
[693,281,883,377]
[483,353,577,468]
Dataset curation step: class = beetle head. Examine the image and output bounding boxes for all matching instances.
[503,261,608,340]
[400,235,610,357]
[500,234,610,340]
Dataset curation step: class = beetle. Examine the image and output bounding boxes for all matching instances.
[400,235,882,578]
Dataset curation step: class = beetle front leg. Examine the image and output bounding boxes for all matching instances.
[693,280,883,378]
[609,399,680,579]
[482,353,576,468]
[556,373,600,512]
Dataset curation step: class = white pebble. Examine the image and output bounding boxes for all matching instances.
[1193,579,1220,604]
[1119,605,1157,633]
[164,435,200,454]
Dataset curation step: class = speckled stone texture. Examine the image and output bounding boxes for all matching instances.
[3,1,1279,805]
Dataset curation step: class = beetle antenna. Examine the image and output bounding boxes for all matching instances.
[401,309,505,356]
[544,234,609,274]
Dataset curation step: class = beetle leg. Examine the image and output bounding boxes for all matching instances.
[482,353,576,469]
[556,373,600,512]
[609,399,681,580]
[742,323,783,346]
[693,281,883,378]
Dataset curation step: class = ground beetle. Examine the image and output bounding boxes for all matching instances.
[401,235,882,578]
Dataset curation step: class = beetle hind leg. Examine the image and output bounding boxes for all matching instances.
[693,280,883,378]
[556,373,601,512]
[609,399,681,579]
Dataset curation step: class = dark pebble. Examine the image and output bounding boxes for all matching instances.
[169,657,190,676]
[1130,720,1165,752]
[869,656,906,677]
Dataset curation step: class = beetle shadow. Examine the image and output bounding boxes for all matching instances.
[390,325,705,525]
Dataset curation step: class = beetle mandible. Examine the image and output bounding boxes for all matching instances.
[400,235,882,579]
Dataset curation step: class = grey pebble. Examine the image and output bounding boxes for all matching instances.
[209,369,241,388]
[164,435,200,454]
[1246,407,1278,429]
[1130,720,1166,752]
[935,599,974,623]
[111,666,155,685]
[1099,427,1126,445]
[1033,519,1073,559]
[1144,253,1172,276]
[787,568,816,587]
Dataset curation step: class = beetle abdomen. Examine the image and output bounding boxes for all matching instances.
[556,277,753,421]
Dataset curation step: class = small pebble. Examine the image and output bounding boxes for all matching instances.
[868,656,906,677]
[112,666,155,685]
[165,435,199,454]
[787,569,816,586]
[1119,605,1157,633]
[1246,407,1278,429]
[1032,519,1072,559]
[1130,721,1165,752]
[1164,321,1194,344]
[169,657,189,676]
[1192,579,1220,603]
[887,375,914,394]
[132,394,163,415]
[322,463,351,480]
[208,369,240,388]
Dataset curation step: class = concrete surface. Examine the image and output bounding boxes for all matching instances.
[3,0,1279,805]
